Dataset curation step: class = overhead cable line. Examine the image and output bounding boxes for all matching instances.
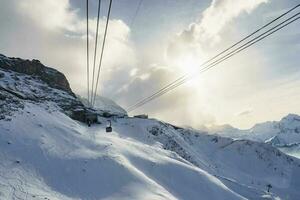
[92,0,113,106]
[127,13,300,112]
[86,0,90,103]
[127,11,300,112]
[130,0,144,28]
[128,13,300,112]
[91,0,101,107]
[126,3,300,112]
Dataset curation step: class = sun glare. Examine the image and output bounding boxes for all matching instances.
[172,53,201,75]
[167,52,204,88]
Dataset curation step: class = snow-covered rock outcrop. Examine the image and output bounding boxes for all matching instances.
[0,54,85,121]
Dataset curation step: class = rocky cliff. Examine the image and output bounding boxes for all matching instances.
[0,54,85,121]
[0,54,73,93]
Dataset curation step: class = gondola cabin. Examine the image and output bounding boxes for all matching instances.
[106,120,112,132]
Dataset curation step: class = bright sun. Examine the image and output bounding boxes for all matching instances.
[174,53,201,75]
[167,51,205,88]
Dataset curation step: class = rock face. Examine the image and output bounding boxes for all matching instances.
[0,54,129,123]
[0,54,73,94]
[0,54,85,121]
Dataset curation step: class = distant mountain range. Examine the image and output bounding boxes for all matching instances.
[203,114,300,159]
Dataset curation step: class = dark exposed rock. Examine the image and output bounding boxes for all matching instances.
[134,114,148,119]
[0,90,24,119]
[0,54,73,94]
[72,108,98,124]
[148,126,163,136]
[0,86,30,100]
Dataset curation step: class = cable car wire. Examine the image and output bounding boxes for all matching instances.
[126,3,300,111]
[127,13,300,112]
[91,0,101,106]
[130,0,144,28]
[92,0,113,106]
[127,12,300,112]
[86,0,90,103]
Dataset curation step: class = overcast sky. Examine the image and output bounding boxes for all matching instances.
[0,0,299,129]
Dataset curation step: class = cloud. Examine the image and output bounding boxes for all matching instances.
[114,0,269,128]
[115,64,216,127]
[18,0,81,32]
[166,0,268,62]
[0,0,136,96]
[154,0,268,127]
[115,65,175,105]
[199,0,268,42]
[2,0,298,130]
[236,108,253,117]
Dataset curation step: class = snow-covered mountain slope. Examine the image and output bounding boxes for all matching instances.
[2,103,300,200]
[1,103,248,200]
[210,114,300,159]
[1,54,300,199]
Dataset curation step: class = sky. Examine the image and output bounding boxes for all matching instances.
[0,0,299,129]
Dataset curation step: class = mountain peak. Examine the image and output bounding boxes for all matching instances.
[281,113,300,122]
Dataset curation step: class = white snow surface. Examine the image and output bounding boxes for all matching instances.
[1,103,300,200]
[0,103,239,200]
